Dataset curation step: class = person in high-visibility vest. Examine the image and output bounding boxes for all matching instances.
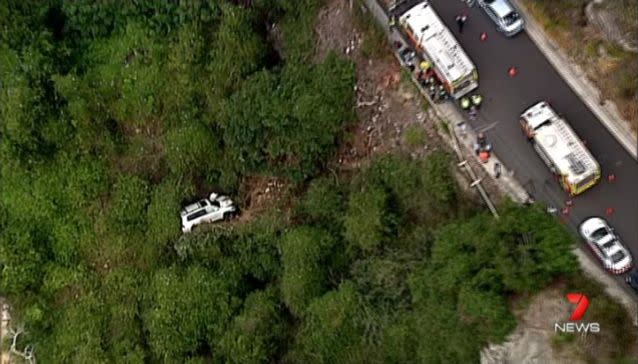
[460,97,471,110]
[471,94,483,109]
[419,61,431,71]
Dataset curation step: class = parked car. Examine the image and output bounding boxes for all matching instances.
[579,217,633,274]
[477,0,524,36]
[180,193,238,233]
[626,270,638,293]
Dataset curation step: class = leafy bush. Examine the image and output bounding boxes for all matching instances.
[108,175,150,233]
[344,184,396,253]
[297,177,345,229]
[291,282,372,363]
[143,266,237,360]
[280,227,336,316]
[218,288,285,364]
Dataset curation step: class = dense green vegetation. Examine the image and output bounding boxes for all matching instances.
[0,1,582,363]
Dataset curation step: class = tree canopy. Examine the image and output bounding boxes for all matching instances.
[0,1,583,363]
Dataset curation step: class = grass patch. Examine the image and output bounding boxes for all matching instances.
[353,0,388,59]
[421,100,430,112]
[550,331,577,350]
[403,124,426,147]
[438,120,450,136]
[400,68,413,84]
[564,272,637,360]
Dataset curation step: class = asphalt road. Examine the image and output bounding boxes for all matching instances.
[425,1,638,283]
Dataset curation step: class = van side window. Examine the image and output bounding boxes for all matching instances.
[187,209,208,221]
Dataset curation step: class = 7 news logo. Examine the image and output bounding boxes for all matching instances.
[554,293,601,333]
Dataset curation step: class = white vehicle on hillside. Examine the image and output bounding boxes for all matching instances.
[579,217,633,274]
[180,193,238,233]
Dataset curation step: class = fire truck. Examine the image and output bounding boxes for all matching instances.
[398,1,479,99]
[520,101,601,196]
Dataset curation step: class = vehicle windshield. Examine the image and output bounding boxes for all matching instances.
[503,11,520,25]
[611,250,626,264]
[590,227,609,241]
[601,240,615,250]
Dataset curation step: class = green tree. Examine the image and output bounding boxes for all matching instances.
[221,54,355,181]
[0,227,48,295]
[344,184,396,253]
[280,227,336,316]
[143,266,237,360]
[146,178,183,248]
[291,282,372,364]
[218,288,285,364]
[102,268,146,363]
[297,177,345,229]
[163,123,221,179]
[44,293,109,363]
[108,174,150,234]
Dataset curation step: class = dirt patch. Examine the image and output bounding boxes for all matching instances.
[236,175,290,223]
[483,280,638,364]
[315,0,447,171]
[112,117,165,182]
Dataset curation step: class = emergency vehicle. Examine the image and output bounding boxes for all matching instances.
[520,101,601,196]
[399,1,479,99]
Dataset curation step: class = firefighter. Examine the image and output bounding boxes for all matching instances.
[460,96,471,110]
[477,132,486,149]
[428,84,437,100]
[468,105,478,120]
[475,132,491,162]
[389,15,397,31]
[437,85,447,101]
[471,93,483,109]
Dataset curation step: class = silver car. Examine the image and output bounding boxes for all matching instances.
[579,217,633,274]
[477,0,524,36]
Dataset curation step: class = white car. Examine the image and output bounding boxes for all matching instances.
[579,217,633,274]
[180,193,238,233]
[477,0,525,37]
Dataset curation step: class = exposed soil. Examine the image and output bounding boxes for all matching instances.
[483,280,638,364]
[236,175,289,223]
[315,0,448,170]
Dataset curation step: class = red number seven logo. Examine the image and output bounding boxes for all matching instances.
[566,293,589,321]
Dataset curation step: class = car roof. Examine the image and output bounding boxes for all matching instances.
[181,200,207,215]
[580,217,607,233]
[488,0,514,18]
[595,233,615,246]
